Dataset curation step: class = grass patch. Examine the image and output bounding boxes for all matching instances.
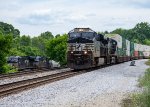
[145,59,150,66]
[122,91,150,107]
[122,60,150,107]
[139,68,150,87]
[121,94,141,107]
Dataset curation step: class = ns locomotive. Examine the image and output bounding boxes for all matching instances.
[67,28,117,70]
[67,28,150,70]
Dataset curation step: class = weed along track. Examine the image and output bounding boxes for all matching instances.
[0,70,86,98]
[0,69,51,80]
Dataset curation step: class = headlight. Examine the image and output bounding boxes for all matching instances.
[71,51,73,54]
[84,51,87,54]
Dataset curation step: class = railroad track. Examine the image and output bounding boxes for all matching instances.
[0,68,53,80]
[0,70,86,98]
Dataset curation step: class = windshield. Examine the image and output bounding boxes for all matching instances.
[69,32,94,40]
[69,32,80,39]
[82,32,94,40]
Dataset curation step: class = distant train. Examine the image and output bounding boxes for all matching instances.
[67,28,150,70]
[7,56,60,70]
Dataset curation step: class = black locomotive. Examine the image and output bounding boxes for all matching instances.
[7,56,58,70]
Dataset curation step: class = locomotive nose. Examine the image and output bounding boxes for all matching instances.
[67,51,93,70]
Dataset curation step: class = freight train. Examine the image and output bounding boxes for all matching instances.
[7,56,60,70]
[67,28,150,70]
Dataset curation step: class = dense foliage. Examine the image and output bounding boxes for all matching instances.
[9,31,54,56]
[0,22,20,38]
[46,34,68,66]
[0,30,15,73]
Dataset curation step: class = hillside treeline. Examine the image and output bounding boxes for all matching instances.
[0,21,150,73]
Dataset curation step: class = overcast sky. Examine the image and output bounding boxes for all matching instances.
[1,0,150,36]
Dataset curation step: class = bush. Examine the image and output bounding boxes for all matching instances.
[0,64,17,74]
[46,34,68,66]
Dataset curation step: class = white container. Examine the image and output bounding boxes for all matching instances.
[143,52,150,57]
[148,46,150,56]
[138,44,143,52]
[126,39,130,56]
[134,43,139,51]
[143,45,150,58]
[138,44,141,51]
[141,45,144,52]
[143,45,146,51]
[145,45,149,51]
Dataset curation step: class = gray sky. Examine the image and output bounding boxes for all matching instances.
[1,0,150,36]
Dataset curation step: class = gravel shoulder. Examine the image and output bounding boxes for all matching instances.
[0,59,148,107]
[0,68,70,85]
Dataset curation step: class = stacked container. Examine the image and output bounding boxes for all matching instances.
[130,42,134,58]
[122,38,126,56]
[143,45,150,58]
[149,46,150,57]
[139,44,144,58]
[134,43,139,59]
[126,40,130,56]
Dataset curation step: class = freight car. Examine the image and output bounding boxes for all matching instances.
[7,56,60,70]
[67,28,150,70]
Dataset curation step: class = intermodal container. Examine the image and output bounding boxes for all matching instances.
[130,42,134,57]
[126,39,130,56]
[134,43,139,58]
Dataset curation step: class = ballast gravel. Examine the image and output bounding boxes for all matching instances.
[0,59,148,107]
[0,68,70,85]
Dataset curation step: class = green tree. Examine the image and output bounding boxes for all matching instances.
[40,31,54,40]
[20,35,31,46]
[55,34,61,38]
[9,48,26,56]
[46,34,68,66]
[19,46,40,56]
[133,22,150,38]
[132,22,150,43]
[0,22,20,38]
[31,36,46,56]
[0,31,14,73]
[31,32,54,56]
[144,39,150,45]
